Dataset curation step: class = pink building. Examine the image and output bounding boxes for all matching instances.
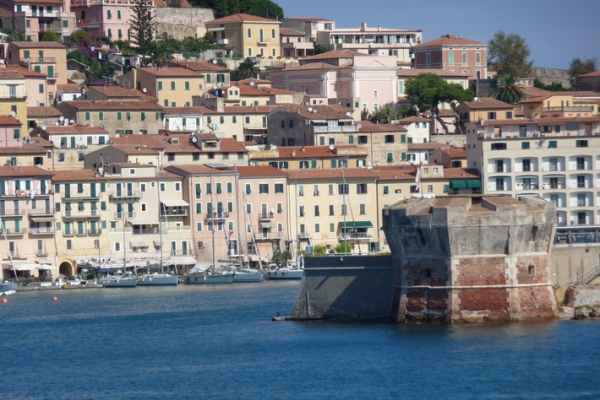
[0,115,24,147]
[270,50,398,113]
[0,0,76,41]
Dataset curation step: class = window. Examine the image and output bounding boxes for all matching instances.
[247,28,252,38]
[341,204,347,216]
[357,183,367,194]
[358,136,368,144]
[299,206,305,217]
[488,112,497,120]
[158,82,163,91]
[385,135,394,144]
[359,204,366,215]
[373,90,378,98]
[548,141,557,149]
[521,142,530,149]
[338,183,349,195]
[13,129,20,139]
[329,205,334,216]
[491,143,507,150]
[383,186,389,195]
[259,184,269,194]
[387,153,394,163]
[275,183,284,193]
[576,140,588,148]
[314,205,320,216]
[245,184,251,194]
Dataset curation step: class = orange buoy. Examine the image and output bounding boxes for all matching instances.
[52,296,58,301]
[1,298,8,304]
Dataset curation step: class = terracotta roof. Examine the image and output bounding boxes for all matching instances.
[0,70,25,80]
[521,86,552,98]
[462,98,514,109]
[519,96,551,104]
[280,28,305,36]
[58,83,83,93]
[52,170,108,182]
[280,62,339,71]
[137,67,203,78]
[408,143,450,150]
[0,166,53,177]
[23,137,53,147]
[264,145,366,159]
[110,144,160,156]
[5,66,45,78]
[440,147,467,158]
[163,106,213,115]
[358,121,408,132]
[231,82,295,96]
[171,60,230,72]
[397,116,431,124]
[236,166,289,177]
[45,125,109,135]
[27,106,63,118]
[9,41,66,49]
[416,35,486,48]
[112,133,247,153]
[580,71,600,78]
[286,168,376,180]
[0,146,46,154]
[285,17,333,22]
[205,105,278,115]
[397,68,469,78]
[270,104,353,121]
[0,116,22,125]
[302,50,368,61]
[442,168,480,179]
[14,0,62,4]
[207,13,281,24]
[165,165,237,176]
[61,100,163,111]
[369,167,416,181]
[86,86,155,100]
[480,116,600,126]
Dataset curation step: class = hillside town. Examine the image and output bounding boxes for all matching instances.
[0,0,599,284]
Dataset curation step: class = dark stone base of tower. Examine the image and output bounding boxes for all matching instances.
[383,195,558,323]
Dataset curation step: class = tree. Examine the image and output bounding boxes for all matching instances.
[70,29,92,44]
[568,57,598,89]
[493,75,524,104]
[404,73,474,134]
[147,41,174,67]
[190,0,284,20]
[313,43,329,55]
[369,104,398,124]
[234,57,260,80]
[533,78,566,92]
[488,31,533,78]
[41,31,60,42]
[129,0,157,54]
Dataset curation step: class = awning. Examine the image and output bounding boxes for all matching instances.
[1,261,40,270]
[260,222,273,229]
[450,180,468,189]
[466,180,482,188]
[161,199,189,207]
[36,265,54,270]
[339,221,374,229]
[30,216,56,222]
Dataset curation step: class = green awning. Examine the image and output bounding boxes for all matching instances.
[466,180,482,188]
[340,221,373,229]
[450,180,468,189]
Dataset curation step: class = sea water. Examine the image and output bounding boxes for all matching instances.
[1,282,599,399]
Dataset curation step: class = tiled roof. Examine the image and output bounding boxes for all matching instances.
[86,86,154,100]
[480,116,600,126]
[23,137,53,147]
[171,60,230,72]
[416,35,486,48]
[408,143,450,150]
[558,91,600,98]
[580,71,600,78]
[0,116,22,125]
[440,147,467,158]
[263,145,367,159]
[112,133,247,153]
[27,106,63,118]
[0,146,46,154]
[397,116,431,124]
[238,78,271,85]
[61,100,164,111]
[165,165,237,176]
[397,68,468,78]
[358,121,408,132]
[205,105,278,114]
[521,86,552,98]
[285,17,333,22]
[236,166,289,177]
[207,13,281,24]
[302,50,368,61]
[0,166,54,177]
[9,41,66,49]
[5,66,45,78]
[281,62,339,71]
[58,83,83,93]
[110,144,160,156]
[442,168,480,179]
[519,96,551,104]
[163,106,213,115]
[0,70,25,80]
[45,125,109,135]
[280,28,304,36]
[231,82,295,96]
[463,97,514,109]
[52,170,108,182]
[286,168,376,180]
[271,104,353,120]
[137,67,203,78]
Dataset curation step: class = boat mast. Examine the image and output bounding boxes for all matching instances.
[123,198,128,273]
[1,216,17,280]
[156,166,164,274]
[210,171,215,269]
[234,166,243,264]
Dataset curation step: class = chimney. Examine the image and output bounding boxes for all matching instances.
[361,22,367,32]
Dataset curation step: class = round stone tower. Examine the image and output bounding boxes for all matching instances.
[382,195,558,323]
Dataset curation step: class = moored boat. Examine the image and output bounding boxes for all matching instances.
[233,268,264,283]
[101,271,138,288]
[264,267,304,280]
[0,281,17,295]
[137,272,178,286]
[184,270,234,284]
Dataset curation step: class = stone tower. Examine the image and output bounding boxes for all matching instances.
[382,195,558,323]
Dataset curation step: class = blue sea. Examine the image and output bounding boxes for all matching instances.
[1,282,599,399]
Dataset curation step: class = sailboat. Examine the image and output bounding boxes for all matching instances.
[184,171,234,284]
[101,199,137,287]
[137,168,178,286]
[1,216,19,295]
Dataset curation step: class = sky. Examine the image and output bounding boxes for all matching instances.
[274,0,600,70]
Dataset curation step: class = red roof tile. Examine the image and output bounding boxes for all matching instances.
[416,35,486,48]
[137,67,204,78]
[61,100,163,111]
[27,106,63,118]
[207,13,281,24]
[462,97,514,109]
[302,50,368,61]
[52,170,108,182]
[397,68,468,78]
[45,125,109,135]
[286,168,376,180]
[171,60,230,72]
[358,121,408,132]
[0,166,54,177]
[236,166,289,177]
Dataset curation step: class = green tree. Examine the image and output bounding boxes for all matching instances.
[568,57,598,89]
[129,0,156,54]
[312,245,327,256]
[369,104,398,124]
[533,78,566,92]
[404,73,474,134]
[2,29,25,42]
[70,29,92,44]
[190,0,284,20]
[335,242,354,254]
[493,75,524,104]
[147,41,174,67]
[488,31,534,78]
[313,43,329,55]
[235,57,260,80]
[41,31,60,42]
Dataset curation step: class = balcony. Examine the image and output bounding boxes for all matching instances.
[0,189,51,198]
[64,191,100,200]
[160,208,189,217]
[29,227,55,235]
[0,228,26,236]
[88,229,102,236]
[338,232,372,240]
[36,249,49,257]
[75,230,87,237]
[205,212,229,222]
[0,209,24,218]
[258,212,274,220]
[217,38,229,45]
[0,89,27,100]
[64,210,101,219]
[29,207,54,216]
[110,191,142,200]
[254,232,284,241]
[297,232,312,240]
[114,211,135,219]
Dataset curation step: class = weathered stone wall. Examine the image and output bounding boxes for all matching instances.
[534,67,570,88]
[291,255,393,320]
[155,8,215,40]
[563,285,600,308]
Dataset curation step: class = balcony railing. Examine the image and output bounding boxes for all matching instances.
[0,209,24,217]
[297,232,311,239]
[29,227,55,235]
[29,208,54,216]
[338,232,372,240]
[160,209,188,217]
[110,191,142,199]
[65,191,99,200]
[0,189,52,197]
[205,212,229,221]
[65,210,101,218]
[0,228,26,236]
[258,212,274,220]
[254,232,284,240]
[36,250,49,257]
[114,211,135,219]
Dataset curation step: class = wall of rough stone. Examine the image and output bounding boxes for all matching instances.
[563,286,600,308]
[534,67,570,88]
[155,8,215,40]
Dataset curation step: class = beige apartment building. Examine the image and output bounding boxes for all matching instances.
[0,165,56,280]
[466,116,600,227]
[0,70,27,133]
[249,145,368,170]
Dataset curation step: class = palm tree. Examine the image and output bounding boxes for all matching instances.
[494,75,524,104]
[235,58,260,80]
[147,41,173,68]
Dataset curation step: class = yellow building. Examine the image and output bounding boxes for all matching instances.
[0,70,27,133]
[206,13,281,58]
[249,145,368,170]
[118,67,205,108]
[456,97,515,130]
[519,93,597,119]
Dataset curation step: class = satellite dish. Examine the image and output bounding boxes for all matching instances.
[142,88,147,93]
[98,166,104,175]
[474,97,480,101]
[138,131,143,135]
[191,136,198,143]
[10,111,16,117]
[329,144,335,151]
[70,119,75,125]
[55,122,59,126]
[307,107,313,112]
[213,59,217,64]
[63,119,68,125]
[41,125,47,130]
[346,111,352,117]
[250,81,255,87]
[59,116,65,122]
